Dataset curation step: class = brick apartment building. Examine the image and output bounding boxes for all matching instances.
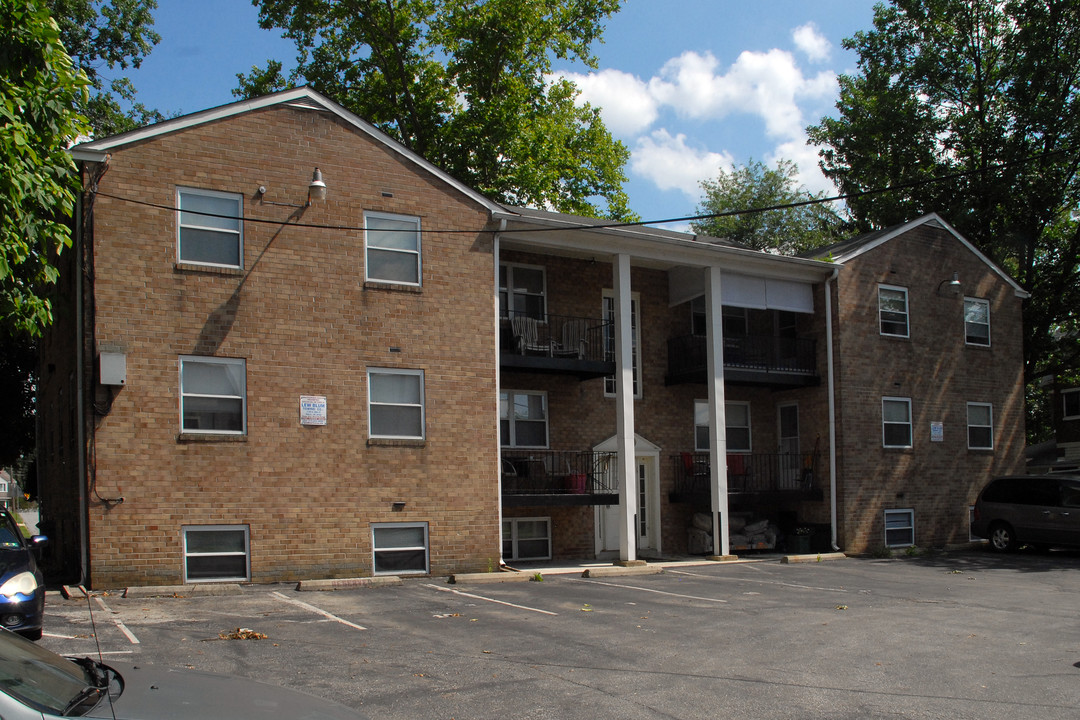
[37,88,1028,587]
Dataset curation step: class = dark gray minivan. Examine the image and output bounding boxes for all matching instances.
[971,474,1080,551]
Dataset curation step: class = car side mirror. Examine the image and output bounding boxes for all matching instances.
[29,535,47,548]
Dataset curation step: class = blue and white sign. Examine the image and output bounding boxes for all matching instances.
[300,395,327,426]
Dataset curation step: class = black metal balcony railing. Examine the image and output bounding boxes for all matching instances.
[500,313,615,379]
[666,335,818,386]
[501,450,619,505]
[670,451,819,502]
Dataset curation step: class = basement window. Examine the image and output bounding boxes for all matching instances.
[884,509,915,548]
[502,517,551,561]
[372,522,429,575]
[183,525,250,582]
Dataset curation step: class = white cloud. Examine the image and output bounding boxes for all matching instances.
[792,23,831,63]
[767,137,837,197]
[631,129,734,200]
[554,68,657,137]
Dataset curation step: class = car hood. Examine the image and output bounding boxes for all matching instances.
[83,662,366,720]
[0,549,33,578]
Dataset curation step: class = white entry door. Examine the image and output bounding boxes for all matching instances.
[596,455,659,556]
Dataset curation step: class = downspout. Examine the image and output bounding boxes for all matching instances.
[825,268,840,552]
[75,167,89,586]
[493,218,506,567]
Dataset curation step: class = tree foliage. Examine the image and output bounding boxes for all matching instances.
[50,0,161,135]
[239,0,634,219]
[691,159,845,254]
[0,0,89,336]
[806,0,1080,441]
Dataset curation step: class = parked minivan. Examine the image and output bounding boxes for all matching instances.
[971,474,1080,551]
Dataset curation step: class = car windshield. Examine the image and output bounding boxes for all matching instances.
[0,628,97,713]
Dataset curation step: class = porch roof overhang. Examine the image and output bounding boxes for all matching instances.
[492,206,838,286]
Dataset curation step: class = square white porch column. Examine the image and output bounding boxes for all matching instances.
[613,253,638,563]
[704,266,730,557]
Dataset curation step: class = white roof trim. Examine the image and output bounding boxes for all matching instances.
[70,87,502,214]
[831,212,1029,298]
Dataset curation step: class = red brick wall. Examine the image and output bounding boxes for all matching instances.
[81,105,500,586]
[832,222,1026,553]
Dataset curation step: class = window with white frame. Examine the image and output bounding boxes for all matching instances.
[368,369,425,439]
[183,525,250,582]
[603,291,641,397]
[177,188,243,268]
[500,390,548,447]
[694,400,751,452]
[1063,388,1080,420]
[365,211,421,285]
[372,522,428,574]
[882,397,912,448]
[500,263,546,320]
[884,509,914,547]
[179,356,246,434]
[878,285,909,337]
[967,402,994,449]
[502,517,551,561]
[964,297,990,346]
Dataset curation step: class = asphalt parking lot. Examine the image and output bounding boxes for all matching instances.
[38,549,1080,719]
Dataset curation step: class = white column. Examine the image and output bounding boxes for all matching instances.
[704,267,730,557]
[613,254,638,563]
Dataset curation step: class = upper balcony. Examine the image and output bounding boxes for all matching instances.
[500,313,616,379]
[666,334,819,387]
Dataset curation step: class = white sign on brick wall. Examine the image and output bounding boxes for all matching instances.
[300,395,327,426]
[930,421,943,442]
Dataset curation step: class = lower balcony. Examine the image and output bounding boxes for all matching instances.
[501,450,619,506]
[666,335,819,387]
[669,451,823,504]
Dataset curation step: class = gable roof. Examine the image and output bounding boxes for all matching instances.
[69,86,503,215]
[808,213,1029,298]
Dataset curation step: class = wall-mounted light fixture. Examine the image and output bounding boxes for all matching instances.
[256,167,328,208]
[392,501,406,512]
[936,271,961,297]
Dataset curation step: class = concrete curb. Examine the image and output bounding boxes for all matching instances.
[449,571,534,584]
[122,584,244,598]
[582,564,664,578]
[296,576,403,591]
[780,552,848,564]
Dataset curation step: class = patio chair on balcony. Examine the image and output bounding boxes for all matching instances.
[510,316,552,355]
[727,453,752,492]
[681,452,709,495]
[552,318,588,359]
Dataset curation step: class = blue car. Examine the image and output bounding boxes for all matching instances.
[0,508,47,640]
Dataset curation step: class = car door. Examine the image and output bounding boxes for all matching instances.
[1011,477,1059,544]
[1050,478,1080,548]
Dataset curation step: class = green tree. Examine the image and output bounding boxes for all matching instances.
[0,0,90,337]
[691,159,845,254]
[239,0,634,219]
[49,0,161,135]
[806,0,1080,442]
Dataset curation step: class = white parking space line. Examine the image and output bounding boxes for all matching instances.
[93,596,140,644]
[423,584,558,615]
[666,567,850,594]
[576,578,729,603]
[270,591,367,630]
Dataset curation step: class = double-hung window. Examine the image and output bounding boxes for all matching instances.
[365,212,421,285]
[500,263,547,320]
[882,397,912,448]
[1064,389,1080,420]
[500,390,548,448]
[967,402,994,449]
[180,356,246,434]
[884,509,914,548]
[177,188,243,268]
[183,525,250,582]
[694,400,751,452]
[879,285,909,337]
[372,522,428,575]
[368,369,425,439]
[603,291,641,397]
[964,298,990,346]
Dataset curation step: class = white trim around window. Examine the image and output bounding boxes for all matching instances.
[372,522,429,575]
[502,517,552,561]
[964,297,991,346]
[500,390,548,448]
[878,284,909,338]
[1063,388,1080,421]
[966,402,994,450]
[603,290,642,398]
[368,368,425,440]
[364,211,421,286]
[884,509,915,548]
[183,525,250,583]
[179,356,246,435]
[694,399,751,452]
[176,187,243,268]
[500,262,547,320]
[882,397,912,448]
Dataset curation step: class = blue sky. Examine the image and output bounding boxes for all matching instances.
[119,0,878,227]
